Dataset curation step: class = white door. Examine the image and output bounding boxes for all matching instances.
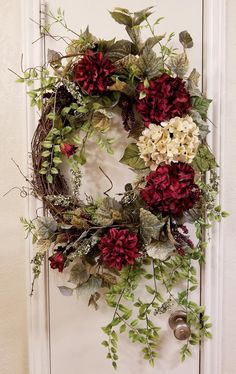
[30,1,204,373]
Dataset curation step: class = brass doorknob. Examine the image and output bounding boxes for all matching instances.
[168,310,191,340]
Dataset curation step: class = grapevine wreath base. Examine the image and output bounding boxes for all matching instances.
[18,6,228,369]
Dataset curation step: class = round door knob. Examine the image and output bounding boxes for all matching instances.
[168,310,191,341]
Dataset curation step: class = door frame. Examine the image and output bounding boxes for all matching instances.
[23,1,226,373]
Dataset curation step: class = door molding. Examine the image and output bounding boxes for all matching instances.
[23,1,51,373]
[23,1,226,373]
[201,0,226,373]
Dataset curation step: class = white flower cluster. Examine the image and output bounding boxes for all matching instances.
[137,115,200,170]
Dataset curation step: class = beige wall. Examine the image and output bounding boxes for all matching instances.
[0,0,28,373]
[221,1,236,373]
[0,1,235,374]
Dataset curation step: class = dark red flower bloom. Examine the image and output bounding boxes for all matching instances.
[136,73,191,126]
[73,50,116,95]
[49,252,65,272]
[60,143,76,157]
[98,228,141,271]
[140,162,200,217]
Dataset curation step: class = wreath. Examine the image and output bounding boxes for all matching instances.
[17,6,228,369]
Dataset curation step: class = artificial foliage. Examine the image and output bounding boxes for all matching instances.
[16,6,228,369]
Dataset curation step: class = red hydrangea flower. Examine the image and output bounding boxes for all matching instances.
[60,143,76,157]
[73,50,116,95]
[136,73,191,126]
[98,228,141,271]
[49,252,65,272]
[140,162,200,216]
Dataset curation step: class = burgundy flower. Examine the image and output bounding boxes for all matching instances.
[49,252,65,272]
[136,73,191,126]
[60,143,76,157]
[140,162,200,217]
[73,50,116,95]
[98,228,141,271]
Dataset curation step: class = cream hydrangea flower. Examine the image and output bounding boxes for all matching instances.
[137,115,200,170]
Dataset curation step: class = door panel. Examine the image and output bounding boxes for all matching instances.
[45,1,203,373]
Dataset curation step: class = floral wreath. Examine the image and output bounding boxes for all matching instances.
[17,6,228,369]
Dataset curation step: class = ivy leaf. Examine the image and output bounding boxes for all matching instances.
[76,276,102,296]
[109,9,132,27]
[191,96,212,119]
[68,262,90,285]
[191,144,218,172]
[146,239,175,261]
[133,6,154,26]
[143,34,165,50]
[120,143,146,170]
[139,208,166,244]
[187,68,201,96]
[190,110,209,139]
[179,30,193,48]
[36,217,57,239]
[125,27,142,52]
[58,286,74,296]
[105,40,133,62]
[138,47,162,79]
[169,52,189,78]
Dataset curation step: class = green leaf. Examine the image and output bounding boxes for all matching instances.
[58,286,74,296]
[139,208,166,244]
[191,96,212,119]
[119,324,126,333]
[41,161,49,167]
[139,91,146,99]
[179,30,193,48]
[145,285,155,295]
[16,77,25,83]
[138,47,162,79]
[133,7,154,26]
[169,52,189,78]
[53,157,62,165]
[192,144,218,172]
[146,239,175,261]
[101,340,109,347]
[41,150,50,157]
[190,110,209,139]
[143,34,165,50]
[109,10,132,27]
[120,143,146,170]
[51,167,59,175]
[69,262,90,285]
[46,174,53,184]
[62,126,72,136]
[105,40,133,62]
[39,168,47,175]
[76,276,102,296]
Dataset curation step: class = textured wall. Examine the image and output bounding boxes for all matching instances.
[0,0,28,373]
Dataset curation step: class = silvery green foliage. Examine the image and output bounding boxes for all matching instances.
[35,217,57,239]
